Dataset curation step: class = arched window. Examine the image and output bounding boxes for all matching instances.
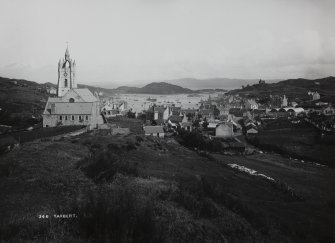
[69,98,75,103]
[64,79,68,87]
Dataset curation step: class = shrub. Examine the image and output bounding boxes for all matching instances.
[79,150,138,182]
[76,185,157,242]
[135,135,144,143]
[0,157,18,177]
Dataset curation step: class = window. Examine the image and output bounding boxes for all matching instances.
[157,133,159,137]
[65,116,68,121]
[85,115,89,120]
[79,115,82,121]
[51,103,55,113]
[59,115,62,120]
[64,79,68,87]
[71,115,75,121]
[69,98,75,103]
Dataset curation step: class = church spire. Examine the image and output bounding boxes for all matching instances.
[65,43,70,61]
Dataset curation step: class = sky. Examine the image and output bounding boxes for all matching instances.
[0,0,334,88]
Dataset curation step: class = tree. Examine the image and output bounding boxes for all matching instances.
[127,110,135,118]
[202,117,209,129]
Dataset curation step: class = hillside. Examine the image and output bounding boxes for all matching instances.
[228,76,335,101]
[0,77,48,128]
[0,132,334,242]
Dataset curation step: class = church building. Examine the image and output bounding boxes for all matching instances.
[42,47,104,129]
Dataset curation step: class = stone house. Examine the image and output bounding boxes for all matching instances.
[102,102,127,117]
[215,123,234,138]
[143,125,165,138]
[146,105,172,123]
[244,99,259,110]
[181,113,193,132]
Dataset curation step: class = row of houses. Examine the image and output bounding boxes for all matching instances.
[101,101,127,117]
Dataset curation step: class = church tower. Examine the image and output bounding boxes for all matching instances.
[57,47,77,97]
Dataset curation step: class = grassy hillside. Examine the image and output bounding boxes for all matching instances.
[246,121,335,167]
[228,76,335,101]
[0,77,48,128]
[0,131,334,242]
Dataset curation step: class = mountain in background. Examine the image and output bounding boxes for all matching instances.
[112,82,193,94]
[100,77,281,90]
[165,78,276,90]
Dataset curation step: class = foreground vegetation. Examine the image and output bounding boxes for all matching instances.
[0,132,335,242]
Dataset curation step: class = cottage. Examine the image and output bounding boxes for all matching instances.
[246,127,258,134]
[312,91,320,100]
[244,99,258,110]
[181,114,193,131]
[47,86,57,95]
[143,126,165,138]
[102,102,127,117]
[217,106,230,116]
[147,105,172,123]
[215,123,234,138]
[199,109,214,119]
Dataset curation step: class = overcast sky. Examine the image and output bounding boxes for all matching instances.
[0,0,334,88]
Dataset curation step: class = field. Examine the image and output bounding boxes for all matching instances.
[0,132,335,242]
[107,116,144,134]
[247,121,335,167]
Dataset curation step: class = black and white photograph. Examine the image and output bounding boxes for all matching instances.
[0,0,335,242]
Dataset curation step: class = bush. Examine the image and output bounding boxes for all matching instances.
[79,150,138,182]
[135,135,144,143]
[76,185,157,242]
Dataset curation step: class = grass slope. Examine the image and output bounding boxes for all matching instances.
[1,132,334,242]
[0,77,48,128]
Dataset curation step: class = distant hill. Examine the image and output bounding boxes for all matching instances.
[107,78,280,90]
[110,82,227,94]
[228,76,335,101]
[167,78,261,90]
[46,81,196,95]
[45,82,116,97]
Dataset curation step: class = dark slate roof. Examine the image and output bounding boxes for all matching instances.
[169,115,183,123]
[144,126,164,134]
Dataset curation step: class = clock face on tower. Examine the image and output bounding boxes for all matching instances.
[64,72,68,77]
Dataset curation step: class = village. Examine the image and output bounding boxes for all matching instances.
[1,48,335,159]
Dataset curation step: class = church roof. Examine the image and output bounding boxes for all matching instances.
[44,102,93,115]
[72,89,98,102]
[48,97,63,102]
